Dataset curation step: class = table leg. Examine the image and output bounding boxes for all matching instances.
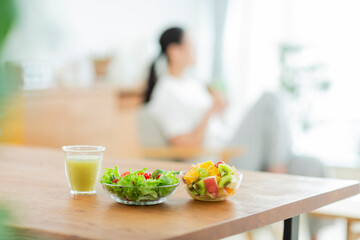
[347,219,351,240]
[283,216,300,240]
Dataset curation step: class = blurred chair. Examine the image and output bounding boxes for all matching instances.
[136,106,243,163]
[309,167,360,240]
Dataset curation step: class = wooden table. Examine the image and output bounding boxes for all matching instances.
[0,145,359,240]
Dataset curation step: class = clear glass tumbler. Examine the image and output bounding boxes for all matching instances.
[62,145,105,195]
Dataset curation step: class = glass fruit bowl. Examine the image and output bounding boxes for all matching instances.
[180,162,242,201]
[101,182,179,205]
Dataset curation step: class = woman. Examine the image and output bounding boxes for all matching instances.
[144,27,291,173]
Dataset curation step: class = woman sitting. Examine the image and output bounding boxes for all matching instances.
[145,27,293,174]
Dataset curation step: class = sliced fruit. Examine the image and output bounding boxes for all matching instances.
[226,178,238,189]
[218,175,233,188]
[215,161,225,168]
[199,161,214,169]
[197,168,209,178]
[187,168,199,177]
[203,176,219,197]
[216,175,221,183]
[183,168,199,184]
[218,163,234,176]
[218,188,229,198]
[195,179,206,195]
[225,187,237,196]
[205,192,216,199]
[207,165,219,177]
[187,185,199,196]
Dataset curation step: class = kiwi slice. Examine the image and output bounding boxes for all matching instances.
[218,163,234,176]
[197,168,209,179]
[218,175,233,188]
[195,179,206,196]
[187,184,199,196]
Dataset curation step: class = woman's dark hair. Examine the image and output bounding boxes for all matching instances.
[143,27,184,103]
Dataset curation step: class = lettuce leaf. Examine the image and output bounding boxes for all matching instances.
[100,167,179,202]
[100,166,120,183]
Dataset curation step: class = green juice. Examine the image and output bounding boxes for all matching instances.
[65,155,101,192]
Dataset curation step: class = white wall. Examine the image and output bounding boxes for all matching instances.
[223,0,287,126]
[4,0,215,87]
[222,0,360,166]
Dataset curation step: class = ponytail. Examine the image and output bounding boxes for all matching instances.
[143,60,158,103]
[143,27,184,104]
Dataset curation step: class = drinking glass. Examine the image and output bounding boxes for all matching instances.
[63,145,105,195]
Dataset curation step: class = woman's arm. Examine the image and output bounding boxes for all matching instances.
[169,110,212,147]
[169,91,225,147]
[268,165,287,174]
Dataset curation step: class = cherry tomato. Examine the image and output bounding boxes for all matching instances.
[144,173,151,180]
[215,161,225,168]
[112,178,119,183]
[121,171,130,178]
[138,172,151,179]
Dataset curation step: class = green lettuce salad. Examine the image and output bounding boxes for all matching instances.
[100,166,180,202]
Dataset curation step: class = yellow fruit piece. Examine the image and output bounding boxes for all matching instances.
[199,161,214,169]
[207,165,219,177]
[189,168,199,177]
[184,177,194,185]
[216,175,221,183]
[184,168,199,184]
[225,187,237,196]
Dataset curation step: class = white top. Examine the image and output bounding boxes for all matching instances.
[147,74,228,147]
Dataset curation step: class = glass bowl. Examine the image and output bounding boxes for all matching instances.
[180,170,242,201]
[101,182,180,205]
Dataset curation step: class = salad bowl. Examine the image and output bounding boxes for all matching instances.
[102,183,179,205]
[180,161,242,201]
[101,167,180,205]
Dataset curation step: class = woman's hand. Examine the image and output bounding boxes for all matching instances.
[170,90,227,147]
[209,90,228,114]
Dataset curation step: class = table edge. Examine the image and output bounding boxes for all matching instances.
[167,181,360,240]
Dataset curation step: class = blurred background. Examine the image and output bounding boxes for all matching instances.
[0,0,360,239]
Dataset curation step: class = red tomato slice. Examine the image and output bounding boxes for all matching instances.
[121,171,130,178]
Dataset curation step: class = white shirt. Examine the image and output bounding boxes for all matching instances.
[147,74,228,147]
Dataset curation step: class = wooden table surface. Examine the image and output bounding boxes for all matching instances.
[0,145,359,240]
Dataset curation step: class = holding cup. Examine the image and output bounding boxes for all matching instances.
[62,145,105,195]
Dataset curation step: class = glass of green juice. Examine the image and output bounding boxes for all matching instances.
[62,145,105,195]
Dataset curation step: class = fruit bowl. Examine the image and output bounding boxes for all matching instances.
[102,183,179,205]
[180,161,242,201]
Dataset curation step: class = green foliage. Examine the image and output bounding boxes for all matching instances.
[0,0,17,97]
[0,205,21,240]
[279,43,331,99]
[279,43,332,131]
[0,1,20,239]
[0,0,16,52]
